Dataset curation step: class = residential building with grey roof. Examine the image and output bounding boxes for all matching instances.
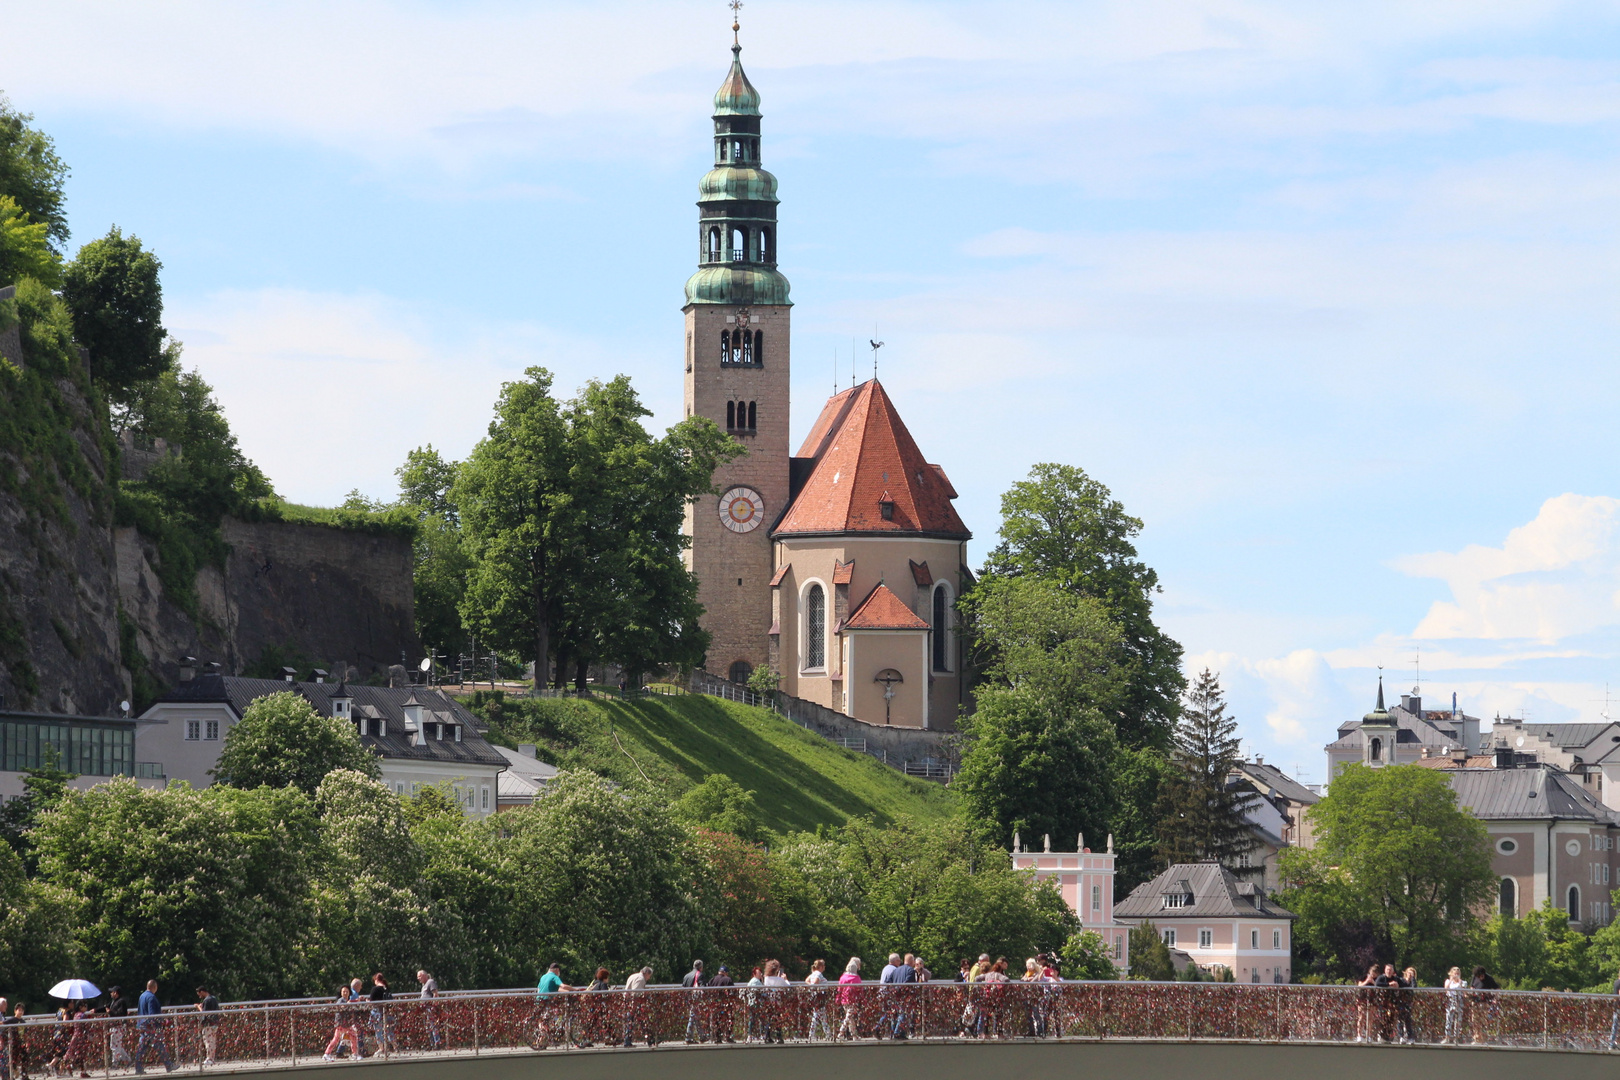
[137,672,506,815]
[1115,862,1294,983]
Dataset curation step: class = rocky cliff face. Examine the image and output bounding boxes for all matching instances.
[116,518,420,691]
[0,285,421,715]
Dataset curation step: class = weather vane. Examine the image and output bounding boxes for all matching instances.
[730,0,743,43]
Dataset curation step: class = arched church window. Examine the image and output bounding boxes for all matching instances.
[1568,884,1581,921]
[805,584,826,669]
[1500,877,1517,917]
[720,329,730,365]
[754,331,764,367]
[932,584,950,672]
[740,330,752,365]
[729,660,752,684]
[726,401,736,429]
[747,401,756,430]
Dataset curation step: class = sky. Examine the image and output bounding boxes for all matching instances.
[5,0,1620,782]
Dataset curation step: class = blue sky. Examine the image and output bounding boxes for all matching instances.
[6,1,1620,781]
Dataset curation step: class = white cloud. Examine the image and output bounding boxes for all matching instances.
[1397,494,1620,643]
[166,288,617,506]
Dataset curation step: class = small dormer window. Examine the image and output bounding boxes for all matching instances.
[453,725,462,742]
[879,493,895,521]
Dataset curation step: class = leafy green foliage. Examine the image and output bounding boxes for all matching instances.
[213,691,381,793]
[981,462,1185,751]
[774,816,1078,973]
[1062,929,1119,980]
[455,369,738,685]
[1127,920,1174,980]
[956,574,1122,852]
[61,227,167,396]
[674,774,764,841]
[34,779,320,1000]
[1278,764,1494,978]
[394,444,471,653]
[0,96,69,250]
[0,745,76,866]
[1156,669,1258,869]
[0,195,60,287]
[397,444,460,524]
[0,841,79,1005]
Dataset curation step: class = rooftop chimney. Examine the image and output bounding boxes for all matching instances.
[178,656,197,683]
[518,743,537,759]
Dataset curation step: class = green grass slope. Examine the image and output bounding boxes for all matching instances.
[480,691,956,834]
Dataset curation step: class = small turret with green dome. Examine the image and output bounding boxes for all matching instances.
[684,19,791,308]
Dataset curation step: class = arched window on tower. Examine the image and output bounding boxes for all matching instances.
[932,584,950,672]
[747,401,756,430]
[726,401,735,429]
[759,229,771,263]
[708,227,721,262]
[731,227,745,261]
[719,139,729,161]
[1369,737,1382,763]
[754,331,764,367]
[805,584,826,669]
[720,329,730,365]
[740,331,752,365]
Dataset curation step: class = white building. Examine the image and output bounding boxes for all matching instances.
[495,743,559,811]
[136,673,506,815]
[1114,862,1295,983]
[1011,833,1130,973]
[0,707,143,799]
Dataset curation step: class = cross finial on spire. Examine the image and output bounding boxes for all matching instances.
[730,0,743,44]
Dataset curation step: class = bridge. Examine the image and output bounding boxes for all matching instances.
[18,983,1620,1080]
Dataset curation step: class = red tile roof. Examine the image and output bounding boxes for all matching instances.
[769,565,790,587]
[844,583,930,630]
[775,380,971,538]
[832,560,854,585]
[909,560,932,586]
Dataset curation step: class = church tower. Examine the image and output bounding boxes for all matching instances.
[683,28,792,685]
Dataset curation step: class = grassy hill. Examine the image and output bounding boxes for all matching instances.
[473,690,957,834]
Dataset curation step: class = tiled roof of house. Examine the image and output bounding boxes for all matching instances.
[775,380,970,539]
[1115,862,1295,921]
[1445,765,1618,823]
[843,583,930,630]
[154,674,508,769]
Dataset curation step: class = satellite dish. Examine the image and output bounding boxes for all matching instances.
[419,657,433,673]
[1515,736,1524,747]
[119,700,131,715]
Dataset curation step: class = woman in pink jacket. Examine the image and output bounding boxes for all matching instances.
[835,958,864,1040]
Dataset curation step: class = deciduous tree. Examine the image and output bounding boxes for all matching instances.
[213,691,380,794]
[61,227,167,396]
[0,97,69,251]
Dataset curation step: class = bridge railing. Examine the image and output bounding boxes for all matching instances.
[5,982,1618,1072]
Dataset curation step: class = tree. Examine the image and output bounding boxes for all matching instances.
[0,744,76,862]
[61,227,167,396]
[397,445,460,525]
[1127,920,1174,980]
[674,774,764,841]
[955,574,1123,851]
[396,445,470,655]
[0,841,79,1003]
[0,97,69,251]
[0,195,61,288]
[1155,669,1257,870]
[1277,763,1494,978]
[456,370,736,687]
[212,691,380,794]
[981,463,1185,750]
[33,779,320,1000]
[1062,929,1119,980]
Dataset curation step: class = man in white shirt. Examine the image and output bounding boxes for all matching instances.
[623,966,655,1048]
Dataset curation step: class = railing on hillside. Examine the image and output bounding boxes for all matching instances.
[689,670,776,710]
[14,981,1620,1071]
[903,757,955,780]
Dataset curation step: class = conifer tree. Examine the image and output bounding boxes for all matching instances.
[1155,668,1257,869]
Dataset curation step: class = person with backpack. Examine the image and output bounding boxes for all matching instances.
[194,987,222,1067]
[681,960,708,1044]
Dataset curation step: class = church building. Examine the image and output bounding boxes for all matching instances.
[681,32,970,730]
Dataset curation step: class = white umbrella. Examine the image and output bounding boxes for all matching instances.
[48,980,100,1000]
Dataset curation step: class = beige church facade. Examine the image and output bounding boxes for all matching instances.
[681,38,969,731]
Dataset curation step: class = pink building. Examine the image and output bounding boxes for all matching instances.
[1010,833,1130,974]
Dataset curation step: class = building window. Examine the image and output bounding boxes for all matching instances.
[1369,737,1382,762]
[805,583,826,669]
[1091,884,1101,912]
[1251,929,1259,949]
[1569,884,1581,920]
[1499,877,1517,918]
[481,787,490,811]
[932,584,951,671]
[1252,968,1261,984]
[1497,837,1518,854]
[1114,935,1123,960]
[754,330,764,367]
[396,782,405,796]
[185,720,200,741]
[726,400,735,428]
[747,401,756,430]
[205,720,219,741]
[1199,929,1212,949]
[1273,929,1281,949]
[728,660,753,684]
[1162,929,1176,948]
[1274,969,1285,984]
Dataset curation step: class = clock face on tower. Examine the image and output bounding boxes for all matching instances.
[718,486,766,533]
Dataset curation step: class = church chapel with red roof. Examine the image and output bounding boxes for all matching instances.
[680,28,970,729]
